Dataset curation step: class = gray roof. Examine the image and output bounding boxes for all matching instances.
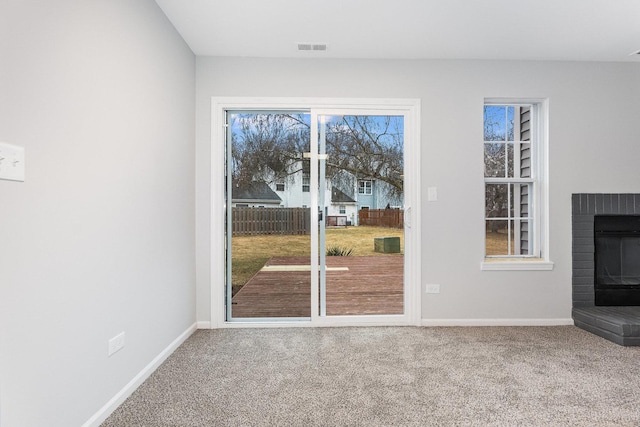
[331,187,356,203]
[232,181,281,203]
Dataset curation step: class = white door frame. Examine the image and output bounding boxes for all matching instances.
[211,97,422,328]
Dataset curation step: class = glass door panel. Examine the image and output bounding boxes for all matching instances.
[317,114,405,316]
[224,110,407,321]
[226,112,312,320]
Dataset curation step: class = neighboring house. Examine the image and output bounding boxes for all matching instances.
[233,176,358,225]
[272,171,311,209]
[356,178,402,212]
[328,187,357,226]
[231,181,281,207]
[269,162,403,224]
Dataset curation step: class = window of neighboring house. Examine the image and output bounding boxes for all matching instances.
[360,206,370,210]
[483,100,551,270]
[302,174,310,192]
[275,182,285,192]
[339,205,346,214]
[358,180,372,195]
[236,203,249,207]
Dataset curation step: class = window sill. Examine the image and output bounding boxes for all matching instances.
[481,258,554,271]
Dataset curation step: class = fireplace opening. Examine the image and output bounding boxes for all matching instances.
[594,215,640,306]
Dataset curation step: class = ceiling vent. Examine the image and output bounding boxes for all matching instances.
[297,43,327,52]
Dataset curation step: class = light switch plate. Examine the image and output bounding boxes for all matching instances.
[0,142,25,182]
[108,332,126,357]
[427,186,437,201]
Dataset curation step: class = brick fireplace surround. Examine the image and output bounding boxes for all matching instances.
[572,193,640,346]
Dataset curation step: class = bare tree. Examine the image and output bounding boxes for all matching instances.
[231,114,309,189]
[324,115,404,200]
[230,113,404,201]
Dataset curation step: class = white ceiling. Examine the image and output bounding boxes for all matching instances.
[155,0,640,62]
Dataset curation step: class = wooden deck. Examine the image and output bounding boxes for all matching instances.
[231,255,403,318]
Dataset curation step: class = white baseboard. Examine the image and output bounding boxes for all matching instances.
[197,320,211,329]
[421,318,575,327]
[82,322,198,427]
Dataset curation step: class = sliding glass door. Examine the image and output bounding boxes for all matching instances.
[219,101,417,325]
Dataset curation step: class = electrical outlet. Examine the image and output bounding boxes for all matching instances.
[425,284,440,294]
[108,332,125,357]
[0,142,25,182]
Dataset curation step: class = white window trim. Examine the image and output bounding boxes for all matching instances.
[210,97,422,327]
[358,180,373,195]
[481,98,553,271]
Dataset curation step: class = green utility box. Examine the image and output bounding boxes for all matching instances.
[374,236,401,253]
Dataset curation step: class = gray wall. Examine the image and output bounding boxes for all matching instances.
[0,1,195,426]
[195,57,640,323]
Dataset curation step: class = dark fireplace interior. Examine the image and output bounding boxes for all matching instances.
[594,215,640,306]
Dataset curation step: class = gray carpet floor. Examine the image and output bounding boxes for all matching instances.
[101,326,640,426]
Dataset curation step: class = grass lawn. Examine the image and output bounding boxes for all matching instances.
[231,226,403,295]
[485,230,515,255]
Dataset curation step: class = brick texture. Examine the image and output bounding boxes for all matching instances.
[572,193,640,307]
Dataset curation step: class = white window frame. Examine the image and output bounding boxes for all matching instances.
[302,174,310,192]
[210,97,422,328]
[339,205,346,214]
[358,180,373,195]
[481,98,553,271]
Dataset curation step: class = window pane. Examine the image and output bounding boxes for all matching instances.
[509,184,514,217]
[486,220,514,255]
[302,175,310,192]
[485,184,508,218]
[358,180,372,195]
[507,143,514,178]
[507,107,515,141]
[484,106,507,141]
[484,143,505,177]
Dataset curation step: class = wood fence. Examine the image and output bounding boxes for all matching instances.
[359,208,404,228]
[232,207,311,236]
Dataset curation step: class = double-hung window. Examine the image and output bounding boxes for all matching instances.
[482,99,552,270]
[358,180,372,195]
